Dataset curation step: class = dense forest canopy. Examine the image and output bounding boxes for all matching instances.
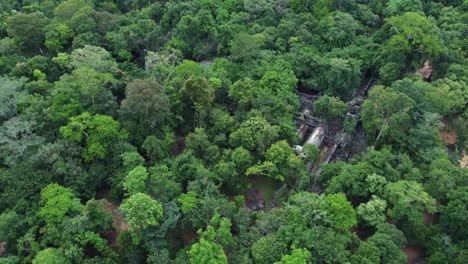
[0,0,467,263]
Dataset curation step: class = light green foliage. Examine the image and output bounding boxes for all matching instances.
[229,116,279,154]
[120,193,163,230]
[33,69,46,81]
[230,32,260,62]
[382,12,442,65]
[279,193,353,263]
[39,183,80,224]
[69,45,119,73]
[120,151,145,172]
[200,211,234,248]
[206,107,236,144]
[32,248,69,264]
[356,195,387,227]
[60,112,127,161]
[174,60,204,80]
[123,166,148,195]
[189,238,227,264]
[247,140,305,182]
[318,12,362,48]
[255,60,299,125]
[362,86,416,145]
[44,23,74,53]
[324,193,357,231]
[285,192,330,228]
[350,241,381,264]
[260,61,297,93]
[379,62,401,85]
[234,195,245,208]
[189,211,233,264]
[228,78,257,111]
[48,67,118,123]
[291,0,331,17]
[323,148,407,198]
[178,191,198,215]
[52,52,71,69]
[390,78,450,115]
[54,0,88,23]
[313,95,347,121]
[182,76,214,108]
[209,77,222,89]
[230,147,254,174]
[385,0,423,16]
[0,256,20,264]
[384,181,437,225]
[275,248,311,264]
[433,78,467,115]
[229,60,299,132]
[365,173,387,195]
[424,158,466,201]
[53,0,96,34]
[1,0,466,263]
[145,48,182,74]
[252,236,288,264]
[324,162,373,198]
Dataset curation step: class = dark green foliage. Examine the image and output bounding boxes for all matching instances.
[230,116,279,154]
[120,80,171,143]
[313,95,347,121]
[6,12,49,52]
[439,187,468,242]
[0,0,466,263]
[251,236,288,264]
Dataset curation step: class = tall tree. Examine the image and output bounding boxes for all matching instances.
[229,116,279,154]
[324,193,357,231]
[275,248,311,264]
[39,183,81,224]
[361,86,416,146]
[123,166,148,196]
[380,12,442,68]
[384,181,437,225]
[120,80,171,143]
[60,112,127,161]
[189,211,233,264]
[33,248,70,264]
[120,193,163,230]
[6,12,49,52]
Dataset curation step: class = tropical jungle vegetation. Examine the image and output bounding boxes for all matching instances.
[0,0,466,263]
